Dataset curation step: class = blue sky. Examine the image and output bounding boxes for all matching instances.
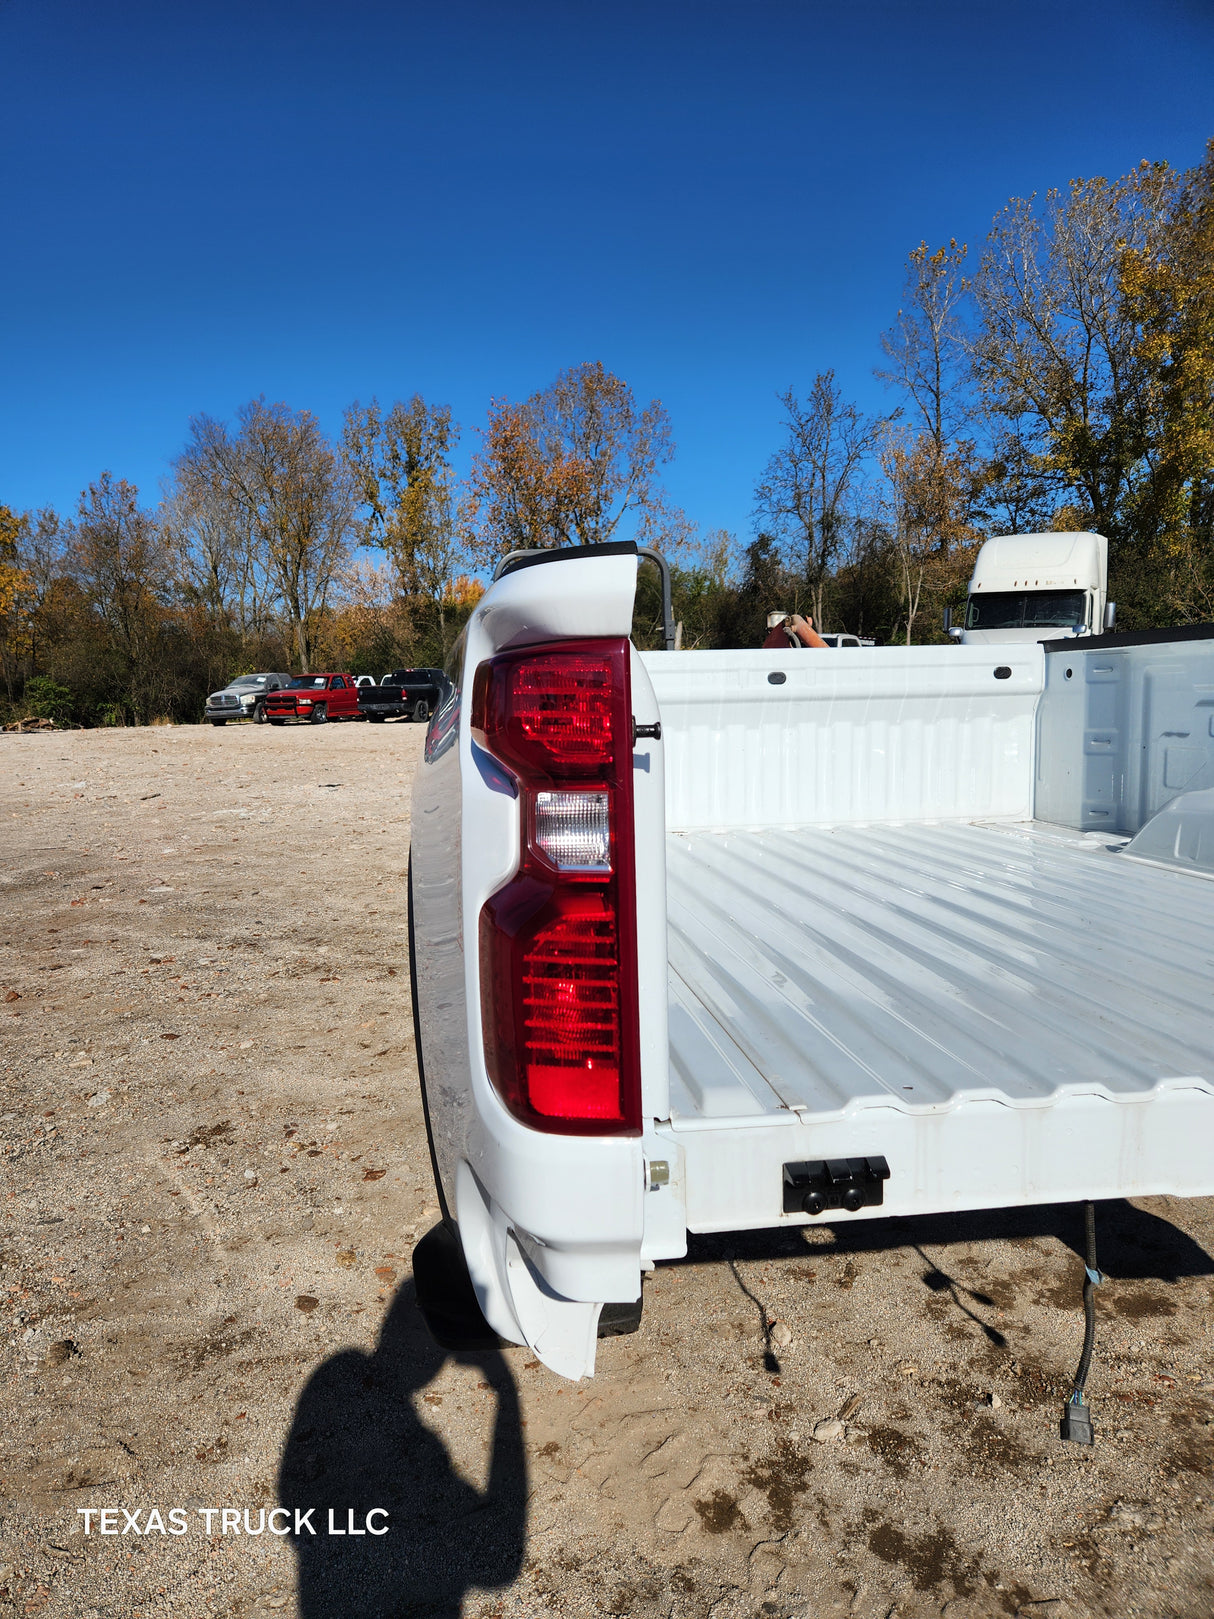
[2,0,1212,548]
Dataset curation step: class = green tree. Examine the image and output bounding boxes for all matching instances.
[22,675,72,723]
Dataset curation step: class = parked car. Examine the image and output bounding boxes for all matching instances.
[353,675,377,688]
[204,672,292,726]
[262,673,363,725]
[358,667,447,723]
[817,633,876,648]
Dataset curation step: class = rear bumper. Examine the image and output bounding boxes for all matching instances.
[657,1082,1214,1233]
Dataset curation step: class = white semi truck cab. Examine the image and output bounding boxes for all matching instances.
[949,530,1113,645]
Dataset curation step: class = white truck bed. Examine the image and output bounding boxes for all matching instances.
[659,817,1214,1230]
[411,546,1214,1375]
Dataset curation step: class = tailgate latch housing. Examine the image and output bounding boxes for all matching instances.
[783,1156,890,1216]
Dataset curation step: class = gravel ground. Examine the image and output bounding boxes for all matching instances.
[1,723,1212,1619]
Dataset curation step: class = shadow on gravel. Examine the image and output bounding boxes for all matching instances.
[913,1244,1009,1347]
[279,1278,526,1619]
[678,1198,1214,1283]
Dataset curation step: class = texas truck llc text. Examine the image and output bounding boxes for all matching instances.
[77,1508,389,1537]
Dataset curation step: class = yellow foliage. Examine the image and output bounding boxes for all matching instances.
[445,575,484,608]
[1119,139,1214,588]
[1050,504,1088,532]
[0,504,33,670]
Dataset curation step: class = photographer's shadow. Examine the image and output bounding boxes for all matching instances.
[278,1277,526,1618]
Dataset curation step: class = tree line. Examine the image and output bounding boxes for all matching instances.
[2,143,1210,726]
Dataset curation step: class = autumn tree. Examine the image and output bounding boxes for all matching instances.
[881,239,988,527]
[6,508,68,696]
[980,420,1056,536]
[165,423,276,646]
[752,373,879,628]
[66,474,175,720]
[342,395,467,654]
[468,361,682,561]
[181,399,357,671]
[318,559,416,677]
[879,239,973,449]
[1119,139,1214,619]
[878,431,983,643]
[0,503,31,700]
[970,162,1180,552]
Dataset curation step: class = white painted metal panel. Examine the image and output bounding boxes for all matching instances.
[641,645,1043,833]
[667,820,1214,1117]
[415,549,650,1380]
[1124,786,1214,877]
[659,1086,1214,1231]
[663,819,1214,1224]
[629,644,671,1126]
[1035,637,1214,833]
[970,530,1106,592]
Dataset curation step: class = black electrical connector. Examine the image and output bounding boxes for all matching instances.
[1060,1201,1101,1446]
[1060,1399,1094,1446]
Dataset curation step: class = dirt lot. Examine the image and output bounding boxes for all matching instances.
[1,723,1212,1619]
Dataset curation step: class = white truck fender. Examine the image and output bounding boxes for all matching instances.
[455,1160,602,1379]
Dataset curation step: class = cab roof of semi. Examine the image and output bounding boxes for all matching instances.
[970,531,1107,591]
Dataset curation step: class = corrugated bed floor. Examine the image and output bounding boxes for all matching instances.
[665,820,1214,1124]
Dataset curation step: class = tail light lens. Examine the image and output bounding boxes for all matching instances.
[532,790,611,872]
[474,640,640,1135]
[474,650,617,777]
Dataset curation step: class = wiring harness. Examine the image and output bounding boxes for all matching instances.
[1060,1200,1101,1445]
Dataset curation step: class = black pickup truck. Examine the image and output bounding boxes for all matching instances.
[358,668,448,723]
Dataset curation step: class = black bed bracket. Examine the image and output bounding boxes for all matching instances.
[783,1156,890,1216]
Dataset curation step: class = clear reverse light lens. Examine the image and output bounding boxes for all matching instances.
[533,790,611,872]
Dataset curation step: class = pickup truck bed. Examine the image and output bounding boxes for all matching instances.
[410,543,1214,1377]
[663,818,1214,1229]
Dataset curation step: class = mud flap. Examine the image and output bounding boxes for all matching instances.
[454,1161,604,1380]
[503,1230,602,1380]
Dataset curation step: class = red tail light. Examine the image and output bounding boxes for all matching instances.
[474,641,640,1136]
[474,651,617,777]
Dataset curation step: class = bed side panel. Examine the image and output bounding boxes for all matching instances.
[1036,638,1214,833]
[641,645,1043,832]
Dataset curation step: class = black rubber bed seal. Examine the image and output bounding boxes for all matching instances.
[1042,623,1214,652]
[497,540,638,579]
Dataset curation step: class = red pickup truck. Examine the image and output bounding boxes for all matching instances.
[263,674,364,725]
